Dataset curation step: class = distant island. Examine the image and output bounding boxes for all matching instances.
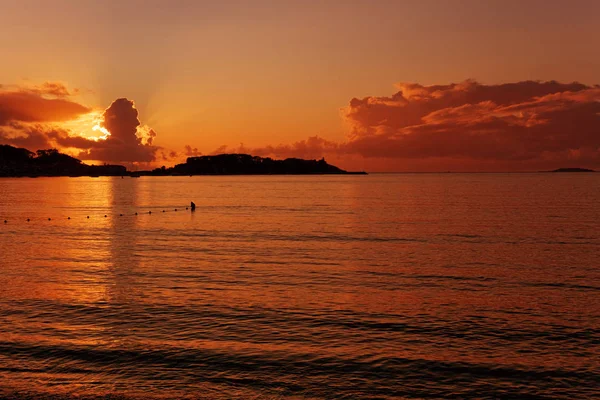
[150,154,365,175]
[549,168,596,173]
[0,145,366,177]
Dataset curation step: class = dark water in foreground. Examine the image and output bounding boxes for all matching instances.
[0,174,599,399]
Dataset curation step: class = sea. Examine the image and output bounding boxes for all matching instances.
[0,174,598,399]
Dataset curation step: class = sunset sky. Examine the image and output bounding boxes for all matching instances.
[1,0,599,171]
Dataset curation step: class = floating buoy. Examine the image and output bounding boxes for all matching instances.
[120,213,123,217]
[68,217,71,220]
[104,215,107,218]
[186,207,188,210]
[174,209,177,211]
[135,212,138,215]
[27,218,30,222]
[48,218,51,221]
[87,216,90,219]
[3,220,6,224]
[162,210,165,213]
[148,211,152,214]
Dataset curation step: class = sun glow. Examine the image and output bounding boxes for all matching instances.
[60,110,111,142]
[92,123,111,141]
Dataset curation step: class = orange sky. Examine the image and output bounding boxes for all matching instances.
[1,0,599,171]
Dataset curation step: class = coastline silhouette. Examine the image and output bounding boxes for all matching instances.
[0,145,366,177]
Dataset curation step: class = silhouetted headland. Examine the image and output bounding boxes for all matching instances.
[549,167,595,173]
[149,154,366,175]
[0,145,366,177]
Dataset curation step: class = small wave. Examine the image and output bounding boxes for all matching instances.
[0,340,597,399]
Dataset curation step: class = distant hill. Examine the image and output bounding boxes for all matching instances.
[550,168,596,173]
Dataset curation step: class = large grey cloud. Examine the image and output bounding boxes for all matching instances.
[77,98,158,163]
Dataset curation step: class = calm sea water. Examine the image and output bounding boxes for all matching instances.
[0,174,599,399]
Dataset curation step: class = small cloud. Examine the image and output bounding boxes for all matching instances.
[35,81,74,98]
[211,145,229,155]
[184,145,201,157]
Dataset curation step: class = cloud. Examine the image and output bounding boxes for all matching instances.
[77,98,158,163]
[184,145,201,157]
[158,150,179,162]
[0,81,90,150]
[218,80,600,171]
[27,81,76,98]
[342,80,600,167]
[0,122,55,150]
[212,136,340,160]
[0,82,160,165]
[4,79,599,171]
[0,82,90,125]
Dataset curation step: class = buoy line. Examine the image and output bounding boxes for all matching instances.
[1,205,194,225]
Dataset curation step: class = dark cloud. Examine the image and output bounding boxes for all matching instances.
[0,123,54,150]
[0,122,93,155]
[159,150,179,162]
[77,98,158,163]
[342,80,600,166]
[345,80,590,137]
